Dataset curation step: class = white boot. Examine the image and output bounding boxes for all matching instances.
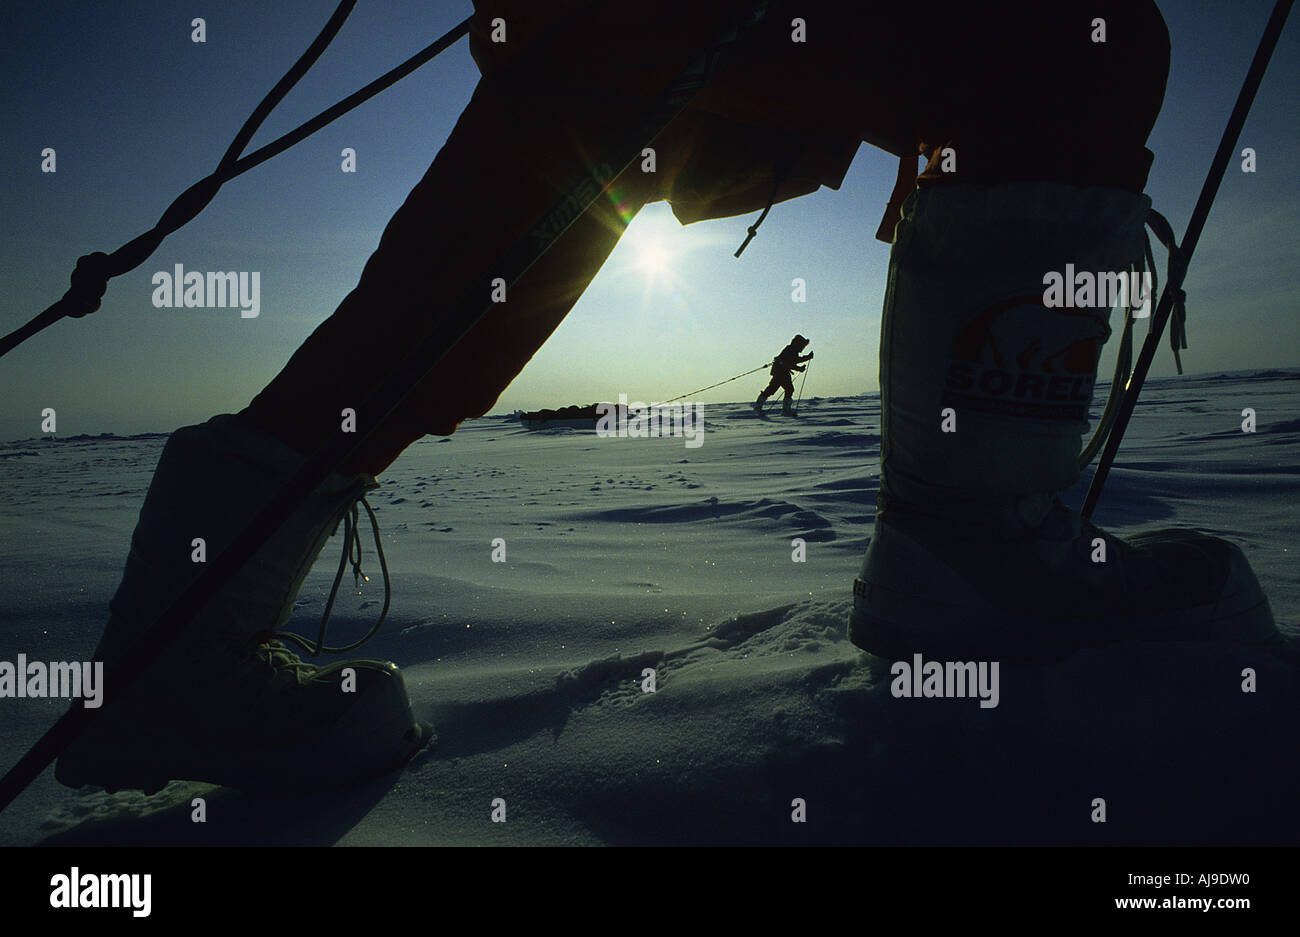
[57,414,430,794]
[851,183,1279,661]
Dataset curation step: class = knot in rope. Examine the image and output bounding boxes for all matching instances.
[62,251,112,318]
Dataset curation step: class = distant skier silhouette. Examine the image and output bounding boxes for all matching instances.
[754,334,812,415]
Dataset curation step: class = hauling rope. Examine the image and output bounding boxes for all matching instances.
[659,363,772,404]
[518,361,781,428]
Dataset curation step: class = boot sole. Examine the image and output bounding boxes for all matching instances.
[849,575,1281,663]
[849,516,1282,661]
[56,667,432,795]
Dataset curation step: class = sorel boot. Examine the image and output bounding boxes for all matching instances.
[56,414,430,794]
[851,183,1280,662]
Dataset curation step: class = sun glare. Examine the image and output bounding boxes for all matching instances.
[613,205,716,311]
[621,208,686,289]
[634,239,674,280]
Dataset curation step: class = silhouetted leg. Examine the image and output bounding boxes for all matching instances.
[241,75,660,476]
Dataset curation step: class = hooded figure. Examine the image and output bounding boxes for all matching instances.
[754,334,813,415]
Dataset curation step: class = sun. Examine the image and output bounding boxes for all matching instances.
[611,204,716,310]
[633,239,674,281]
[621,209,684,289]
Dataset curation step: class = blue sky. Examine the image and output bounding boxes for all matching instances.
[0,0,1296,439]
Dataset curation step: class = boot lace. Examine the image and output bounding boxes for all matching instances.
[275,495,392,657]
[252,636,317,676]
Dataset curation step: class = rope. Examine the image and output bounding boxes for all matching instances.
[659,363,771,404]
[1082,0,1292,518]
[0,7,472,359]
[732,188,779,258]
[732,142,800,258]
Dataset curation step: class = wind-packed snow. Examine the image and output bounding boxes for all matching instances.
[1,370,1297,845]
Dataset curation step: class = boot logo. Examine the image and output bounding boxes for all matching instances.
[942,293,1105,421]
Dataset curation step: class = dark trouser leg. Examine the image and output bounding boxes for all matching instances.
[779,376,794,403]
[912,0,1170,191]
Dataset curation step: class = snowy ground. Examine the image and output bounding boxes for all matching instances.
[1,370,1298,845]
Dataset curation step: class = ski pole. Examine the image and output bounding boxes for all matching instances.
[795,359,810,410]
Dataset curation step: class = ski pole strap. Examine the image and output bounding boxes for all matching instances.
[1077,211,1176,470]
[1144,209,1188,373]
[0,6,472,360]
